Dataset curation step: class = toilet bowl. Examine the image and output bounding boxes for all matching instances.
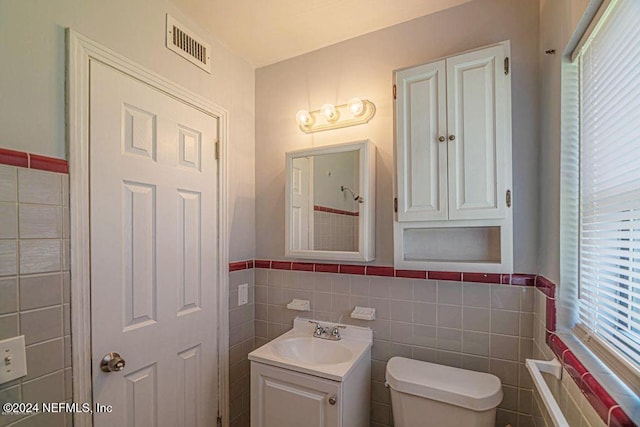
[386,357,503,427]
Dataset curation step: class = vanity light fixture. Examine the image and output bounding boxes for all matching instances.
[296,97,376,133]
[321,103,339,122]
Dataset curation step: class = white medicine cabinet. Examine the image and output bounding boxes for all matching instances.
[285,140,376,262]
[393,41,513,273]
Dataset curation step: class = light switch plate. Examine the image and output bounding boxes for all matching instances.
[0,335,27,384]
[238,283,249,306]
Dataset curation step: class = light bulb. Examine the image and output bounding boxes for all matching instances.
[347,98,364,117]
[296,109,314,126]
[321,103,339,122]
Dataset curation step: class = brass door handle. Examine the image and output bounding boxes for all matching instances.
[100,352,126,372]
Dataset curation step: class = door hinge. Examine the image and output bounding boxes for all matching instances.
[506,189,512,208]
[504,57,509,75]
[217,416,222,427]
[215,141,220,160]
[393,84,397,100]
[394,197,398,213]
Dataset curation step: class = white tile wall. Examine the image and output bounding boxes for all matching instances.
[18,205,62,238]
[254,269,537,427]
[0,240,17,277]
[0,165,17,202]
[19,240,62,274]
[17,169,61,205]
[228,268,255,427]
[0,278,18,314]
[0,165,70,427]
[0,202,17,238]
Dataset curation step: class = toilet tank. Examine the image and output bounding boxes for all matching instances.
[385,357,503,427]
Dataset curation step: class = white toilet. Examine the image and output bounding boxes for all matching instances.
[386,357,503,427]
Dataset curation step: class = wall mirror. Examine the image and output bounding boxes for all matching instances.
[285,140,375,262]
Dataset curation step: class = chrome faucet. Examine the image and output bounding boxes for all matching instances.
[308,320,346,341]
[312,322,325,338]
[330,325,346,340]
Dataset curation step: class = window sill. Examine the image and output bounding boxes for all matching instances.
[548,330,640,425]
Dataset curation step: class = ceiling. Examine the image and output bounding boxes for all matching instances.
[172,0,474,68]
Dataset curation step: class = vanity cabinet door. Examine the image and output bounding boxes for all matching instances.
[395,43,510,222]
[446,44,508,220]
[396,60,448,221]
[251,362,341,427]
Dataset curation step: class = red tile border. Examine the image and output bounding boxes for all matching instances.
[547,333,568,359]
[563,350,588,387]
[428,271,462,281]
[0,148,29,168]
[271,261,292,270]
[29,154,69,173]
[546,320,637,427]
[292,262,314,272]
[582,374,618,424]
[0,147,70,173]
[610,407,636,427]
[546,297,556,332]
[366,266,394,277]
[314,263,339,273]
[254,260,271,269]
[229,261,248,272]
[535,275,556,298]
[236,261,553,288]
[314,205,359,216]
[395,269,427,279]
[510,273,536,286]
[340,264,365,275]
[463,272,502,283]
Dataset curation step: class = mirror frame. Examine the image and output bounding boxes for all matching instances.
[285,140,376,262]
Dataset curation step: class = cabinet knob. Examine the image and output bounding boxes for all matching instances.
[438,136,445,142]
[448,135,456,141]
[328,396,337,405]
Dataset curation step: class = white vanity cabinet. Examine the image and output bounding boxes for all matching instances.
[394,41,513,272]
[249,319,372,427]
[250,358,370,427]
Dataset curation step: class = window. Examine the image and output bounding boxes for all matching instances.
[575,0,640,373]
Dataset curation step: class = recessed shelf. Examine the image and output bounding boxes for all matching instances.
[402,226,501,264]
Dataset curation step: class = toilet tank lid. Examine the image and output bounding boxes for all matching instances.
[385,357,503,411]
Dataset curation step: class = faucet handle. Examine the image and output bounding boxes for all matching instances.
[331,325,346,339]
[308,320,324,337]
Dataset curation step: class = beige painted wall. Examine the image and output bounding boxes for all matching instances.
[537,0,589,282]
[0,0,255,261]
[255,0,540,271]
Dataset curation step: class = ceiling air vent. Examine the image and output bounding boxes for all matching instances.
[166,14,211,73]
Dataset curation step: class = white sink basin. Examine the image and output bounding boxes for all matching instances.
[272,337,353,365]
[248,318,373,381]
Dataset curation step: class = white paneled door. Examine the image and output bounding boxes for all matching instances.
[291,157,312,250]
[89,61,219,427]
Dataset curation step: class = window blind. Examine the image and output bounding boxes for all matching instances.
[578,0,640,369]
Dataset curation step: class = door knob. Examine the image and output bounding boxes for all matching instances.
[448,135,456,141]
[438,136,445,142]
[328,396,337,405]
[100,352,126,372]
